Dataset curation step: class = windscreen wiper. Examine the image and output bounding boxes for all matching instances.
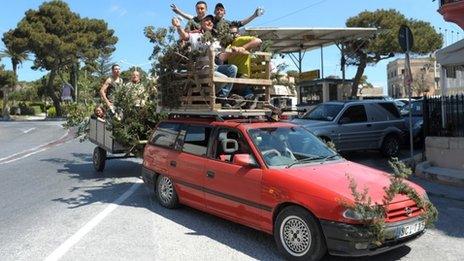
[286,156,325,168]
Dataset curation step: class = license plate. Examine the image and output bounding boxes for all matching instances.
[395,220,426,239]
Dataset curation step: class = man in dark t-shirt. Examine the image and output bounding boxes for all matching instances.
[212,3,263,30]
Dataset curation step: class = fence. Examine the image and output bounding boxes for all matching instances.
[423,94,464,137]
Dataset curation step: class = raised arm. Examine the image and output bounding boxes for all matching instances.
[100,78,113,108]
[170,4,194,20]
[239,7,263,27]
[172,17,189,41]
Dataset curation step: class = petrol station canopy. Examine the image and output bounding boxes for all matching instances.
[245,27,377,54]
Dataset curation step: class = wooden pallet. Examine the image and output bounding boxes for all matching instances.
[160,47,272,112]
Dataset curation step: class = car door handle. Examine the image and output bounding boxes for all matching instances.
[366,124,372,127]
[206,170,215,178]
[170,161,177,167]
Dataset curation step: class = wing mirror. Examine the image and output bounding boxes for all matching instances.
[233,154,259,168]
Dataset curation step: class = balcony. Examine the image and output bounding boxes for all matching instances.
[438,0,464,29]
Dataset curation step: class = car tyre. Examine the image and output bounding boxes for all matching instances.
[93,146,106,172]
[381,134,400,158]
[274,206,327,261]
[156,175,179,208]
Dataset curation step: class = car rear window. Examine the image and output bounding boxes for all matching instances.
[378,102,401,119]
[150,122,181,148]
[303,104,343,121]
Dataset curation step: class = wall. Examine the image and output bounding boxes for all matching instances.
[425,136,464,170]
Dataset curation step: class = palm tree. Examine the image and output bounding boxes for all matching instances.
[0,47,28,77]
[0,47,26,119]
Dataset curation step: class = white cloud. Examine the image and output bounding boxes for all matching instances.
[109,5,127,17]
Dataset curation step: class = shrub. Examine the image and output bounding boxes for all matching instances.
[28,102,46,112]
[47,106,57,118]
[19,102,35,115]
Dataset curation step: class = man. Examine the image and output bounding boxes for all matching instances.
[125,70,147,107]
[172,15,238,106]
[170,1,207,31]
[213,3,263,30]
[227,23,262,78]
[100,64,123,110]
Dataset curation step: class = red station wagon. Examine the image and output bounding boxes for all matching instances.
[142,114,427,260]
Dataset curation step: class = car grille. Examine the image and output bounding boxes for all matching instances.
[385,199,422,222]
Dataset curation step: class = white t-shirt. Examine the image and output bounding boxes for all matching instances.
[188,32,222,53]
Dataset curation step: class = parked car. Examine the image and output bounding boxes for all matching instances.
[403,99,424,144]
[292,100,405,157]
[142,115,427,260]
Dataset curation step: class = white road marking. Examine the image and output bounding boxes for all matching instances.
[0,131,69,164]
[22,127,36,133]
[44,180,143,261]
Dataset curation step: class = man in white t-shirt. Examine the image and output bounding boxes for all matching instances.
[172,15,237,107]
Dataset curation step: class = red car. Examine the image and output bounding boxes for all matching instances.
[142,115,427,260]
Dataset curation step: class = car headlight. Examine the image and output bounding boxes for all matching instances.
[343,208,381,221]
[343,209,364,221]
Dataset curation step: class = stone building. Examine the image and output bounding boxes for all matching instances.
[387,57,439,98]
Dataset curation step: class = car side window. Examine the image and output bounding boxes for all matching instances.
[181,125,212,156]
[150,122,180,148]
[214,128,255,164]
[340,105,367,123]
[378,102,401,119]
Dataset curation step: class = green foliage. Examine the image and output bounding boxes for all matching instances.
[343,158,438,245]
[144,26,200,109]
[47,106,56,118]
[0,69,16,89]
[344,9,443,97]
[62,102,95,139]
[10,0,118,116]
[108,83,166,156]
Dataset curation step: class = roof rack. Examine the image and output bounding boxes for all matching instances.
[166,109,271,122]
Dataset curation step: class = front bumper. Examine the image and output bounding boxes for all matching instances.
[320,217,425,257]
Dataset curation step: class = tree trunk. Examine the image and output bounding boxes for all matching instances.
[351,54,367,98]
[69,62,79,102]
[47,70,62,117]
[2,87,11,120]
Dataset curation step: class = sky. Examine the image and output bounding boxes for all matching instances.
[1,0,462,92]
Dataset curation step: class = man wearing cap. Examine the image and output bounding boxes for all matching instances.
[172,15,238,107]
[213,3,263,30]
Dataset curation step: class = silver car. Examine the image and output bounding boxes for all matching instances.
[292,100,405,157]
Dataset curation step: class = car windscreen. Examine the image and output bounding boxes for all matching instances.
[302,104,343,121]
[248,126,339,168]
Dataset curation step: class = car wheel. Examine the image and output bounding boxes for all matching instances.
[274,206,327,261]
[156,175,179,208]
[93,146,106,172]
[381,135,400,157]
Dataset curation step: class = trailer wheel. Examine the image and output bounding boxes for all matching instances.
[93,146,107,172]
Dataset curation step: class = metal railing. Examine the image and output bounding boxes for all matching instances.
[424,94,464,137]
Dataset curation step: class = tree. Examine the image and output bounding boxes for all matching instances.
[0,66,17,119]
[344,9,442,98]
[12,0,117,116]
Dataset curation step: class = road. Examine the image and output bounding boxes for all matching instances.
[0,121,463,261]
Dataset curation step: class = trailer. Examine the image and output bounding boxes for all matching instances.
[88,117,145,172]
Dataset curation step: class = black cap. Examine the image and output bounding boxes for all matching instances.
[202,14,214,21]
[215,3,225,10]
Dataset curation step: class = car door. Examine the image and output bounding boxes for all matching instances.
[336,104,372,151]
[366,102,402,149]
[171,124,212,210]
[204,128,264,228]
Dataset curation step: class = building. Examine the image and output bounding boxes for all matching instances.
[436,0,464,95]
[387,57,439,98]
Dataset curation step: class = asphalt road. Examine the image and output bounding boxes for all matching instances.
[0,121,463,260]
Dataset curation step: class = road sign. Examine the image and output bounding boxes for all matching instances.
[398,25,414,52]
[299,70,320,81]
